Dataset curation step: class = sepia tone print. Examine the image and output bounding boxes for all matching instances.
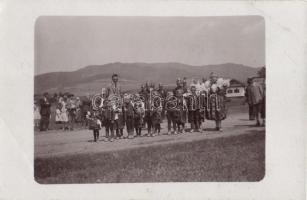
[34,16,265,183]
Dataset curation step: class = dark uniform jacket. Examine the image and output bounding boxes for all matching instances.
[40,98,51,116]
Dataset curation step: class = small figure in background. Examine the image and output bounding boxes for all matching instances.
[88,112,102,142]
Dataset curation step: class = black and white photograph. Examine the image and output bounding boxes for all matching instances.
[1,1,306,199]
[34,16,266,183]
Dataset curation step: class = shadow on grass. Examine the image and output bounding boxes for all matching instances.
[233,124,259,128]
[203,128,219,131]
[239,119,254,121]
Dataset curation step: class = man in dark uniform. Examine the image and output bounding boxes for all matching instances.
[173,79,187,133]
[101,99,115,142]
[124,96,135,139]
[245,78,255,120]
[39,92,51,131]
[245,78,264,126]
[157,83,167,123]
[187,85,201,132]
[105,74,124,139]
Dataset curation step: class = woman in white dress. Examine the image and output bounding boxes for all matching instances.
[60,97,69,130]
[34,102,41,129]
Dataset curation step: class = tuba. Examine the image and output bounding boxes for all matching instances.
[108,94,123,111]
[151,93,163,111]
[91,94,104,111]
[165,95,178,110]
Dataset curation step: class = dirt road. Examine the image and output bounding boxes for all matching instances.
[35,107,265,158]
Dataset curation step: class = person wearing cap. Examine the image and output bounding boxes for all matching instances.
[173,86,187,134]
[134,94,145,137]
[113,102,125,139]
[123,95,135,139]
[165,91,176,135]
[151,91,163,135]
[245,78,264,126]
[101,98,115,142]
[39,92,51,131]
[206,72,228,131]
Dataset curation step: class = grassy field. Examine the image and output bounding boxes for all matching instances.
[35,129,264,183]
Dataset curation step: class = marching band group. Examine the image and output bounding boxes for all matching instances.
[35,72,265,143]
[88,73,230,142]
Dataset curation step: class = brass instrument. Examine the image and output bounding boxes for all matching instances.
[199,91,207,111]
[185,93,197,111]
[165,95,178,110]
[108,94,123,111]
[151,94,163,110]
[91,94,104,111]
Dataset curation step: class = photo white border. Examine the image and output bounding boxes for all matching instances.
[0,0,306,199]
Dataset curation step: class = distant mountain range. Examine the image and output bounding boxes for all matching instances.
[34,62,261,96]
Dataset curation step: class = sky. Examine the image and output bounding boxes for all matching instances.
[35,16,265,75]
